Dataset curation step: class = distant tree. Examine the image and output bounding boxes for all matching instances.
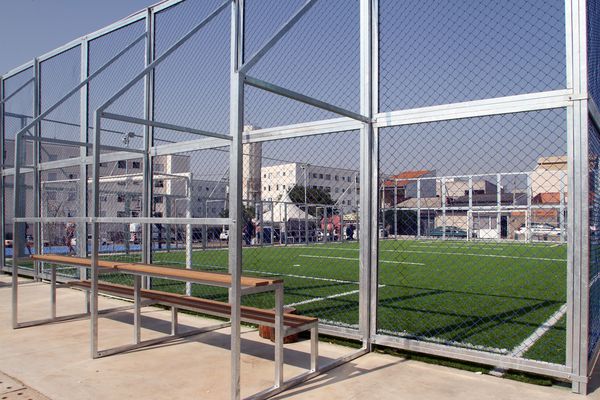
[288,185,334,206]
[288,185,338,217]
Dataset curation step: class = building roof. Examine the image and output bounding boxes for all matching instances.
[532,192,565,205]
[383,170,433,188]
[396,197,442,209]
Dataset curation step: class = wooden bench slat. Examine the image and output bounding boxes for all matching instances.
[31,255,282,287]
[69,280,317,328]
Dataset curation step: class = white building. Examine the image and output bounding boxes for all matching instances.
[260,162,359,208]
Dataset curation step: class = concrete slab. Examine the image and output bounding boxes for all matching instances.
[0,273,596,400]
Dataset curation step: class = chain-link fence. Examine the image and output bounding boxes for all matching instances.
[1,0,599,391]
[377,109,568,364]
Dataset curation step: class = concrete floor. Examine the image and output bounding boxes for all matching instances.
[0,273,597,400]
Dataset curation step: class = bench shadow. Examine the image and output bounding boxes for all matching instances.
[270,357,408,399]
[102,310,333,370]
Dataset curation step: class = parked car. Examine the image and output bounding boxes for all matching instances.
[516,223,561,237]
[430,226,468,238]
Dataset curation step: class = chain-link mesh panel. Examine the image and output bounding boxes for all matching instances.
[92,156,147,286]
[377,109,567,365]
[153,0,230,143]
[243,0,306,58]
[88,21,146,150]
[3,68,34,159]
[245,0,359,115]
[243,0,359,129]
[589,117,600,361]
[240,131,361,326]
[2,69,34,267]
[39,47,82,166]
[149,147,230,298]
[379,0,566,111]
[38,167,81,278]
[588,0,600,107]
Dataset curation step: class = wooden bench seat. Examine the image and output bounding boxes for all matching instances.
[31,255,282,288]
[69,280,317,331]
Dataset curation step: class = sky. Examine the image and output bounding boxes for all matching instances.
[0,0,156,74]
[0,0,569,181]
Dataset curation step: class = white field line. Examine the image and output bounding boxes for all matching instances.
[193,261,379,308]
[312,247,566,263]
[286,284,386,308]
[194,263,364,286]
[299,254,425,266]
[509,303,568,358]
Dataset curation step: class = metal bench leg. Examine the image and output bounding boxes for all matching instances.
[310,325,319,372]
[90,269,99,358]
[171,306,178,336]
[274,284,284,388]
[50,265,57,319]
[134,275,142,344]
[85,289,91,314]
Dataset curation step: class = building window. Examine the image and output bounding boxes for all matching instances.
[155,180,164,188]
[68,173,77,180]
[154,196,163,204]
[335,175,339,181]
[268,185,271,191]
[132,161,141,169]
[313,173,318,178]
[325,174,331,180]
[263,174,267,178]
[131,211,140,217]
[282,171,286,176]
[276,185,279,190]
[283,185,286,190]
[117,211,127,218]
[319,174,323,179]
[263,186,267,191]
[117,195,125,203]
[117,160,126,169]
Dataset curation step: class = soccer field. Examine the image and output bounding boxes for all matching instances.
[98,239,567,365]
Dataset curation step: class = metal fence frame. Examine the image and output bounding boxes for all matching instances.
[0,0,596,396]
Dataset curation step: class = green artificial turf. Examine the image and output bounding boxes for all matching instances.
[93,238,566,365]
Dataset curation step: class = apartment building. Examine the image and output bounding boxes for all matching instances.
[260,162,359,208]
